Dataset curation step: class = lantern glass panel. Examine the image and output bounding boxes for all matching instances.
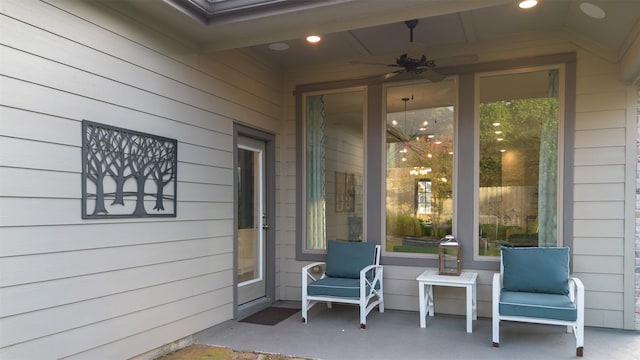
[439,242,461,275]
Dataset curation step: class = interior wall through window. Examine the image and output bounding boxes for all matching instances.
[303,89,365,252]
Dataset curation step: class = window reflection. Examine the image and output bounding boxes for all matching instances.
[385,80,456,255]
[478,68,560,256]
[304,89,365,251]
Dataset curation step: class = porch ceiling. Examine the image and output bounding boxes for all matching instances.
[100,0,640,81]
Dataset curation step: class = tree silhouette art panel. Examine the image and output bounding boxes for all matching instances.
[82,120,177,218]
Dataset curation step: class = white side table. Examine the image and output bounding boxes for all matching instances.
[416,270,478,333]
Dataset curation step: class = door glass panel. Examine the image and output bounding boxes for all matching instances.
[237,146,263,285]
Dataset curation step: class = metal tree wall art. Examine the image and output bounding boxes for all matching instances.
[82,120,178,218]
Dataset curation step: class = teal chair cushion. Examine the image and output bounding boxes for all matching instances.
[502,246,570,295]
[325,240,376,279]
[307,277,370,298]
[499,290,577,321]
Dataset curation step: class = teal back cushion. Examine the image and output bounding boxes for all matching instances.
[325,240,376,279]
[502,247,569,295]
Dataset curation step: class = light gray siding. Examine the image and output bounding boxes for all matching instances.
[1,1,638,359]
[573,52,634,328]
[0,0,282,359]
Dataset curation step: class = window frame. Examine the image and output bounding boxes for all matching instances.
[381,78,459,260]
[296,85,368,260]
[295,53,576,270]
[473,65,567,261]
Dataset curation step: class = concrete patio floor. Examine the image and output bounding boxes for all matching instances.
[193,302,640,360]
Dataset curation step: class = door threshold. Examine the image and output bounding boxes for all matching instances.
[237,297,272,320]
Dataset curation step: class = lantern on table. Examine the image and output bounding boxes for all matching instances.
[438,235,461,276]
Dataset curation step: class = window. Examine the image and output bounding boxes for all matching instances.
[385,79,456,255]
[296,54,574,264]
[476,67,562,257]
[303,89,365,252]
[416,179,432,215]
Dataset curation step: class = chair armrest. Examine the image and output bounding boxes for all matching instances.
[302,262,326,287]
[302,262,326,274]
[568,276,584,303]
[492,273,502,315]
[360,264,383,281]
[492,272,502,289]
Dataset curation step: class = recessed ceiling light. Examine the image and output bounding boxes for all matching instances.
[579,2,606,19]
[306,35,321,43]
[268,42,289,51]
[518,0,538,9]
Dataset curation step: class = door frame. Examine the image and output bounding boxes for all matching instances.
[233,123,276,319]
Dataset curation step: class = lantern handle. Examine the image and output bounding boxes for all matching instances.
[440,234,456,243]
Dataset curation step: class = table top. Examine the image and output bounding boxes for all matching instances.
[416,270,478,285]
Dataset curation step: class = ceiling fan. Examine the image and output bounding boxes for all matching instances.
[354,19,477,82]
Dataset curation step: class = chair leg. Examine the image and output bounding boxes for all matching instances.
[575,321,584,357]
[492,317,500,347]
[359,302,367,329]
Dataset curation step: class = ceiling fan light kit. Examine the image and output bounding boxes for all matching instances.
[350,19,477,83]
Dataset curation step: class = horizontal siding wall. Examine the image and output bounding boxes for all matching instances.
[280,37,636,328]
[573,51,630,328]
[0,0,282,359]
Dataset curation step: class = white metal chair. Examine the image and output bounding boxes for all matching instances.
[492,246,585,357]
[301,240,384,329]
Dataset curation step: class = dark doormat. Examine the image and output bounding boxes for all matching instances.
[239,307,300,326]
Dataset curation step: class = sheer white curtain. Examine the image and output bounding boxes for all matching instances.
[306,95,327,249]
[538,69,559,247]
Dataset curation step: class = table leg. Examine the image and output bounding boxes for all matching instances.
[427,284,434,317]
[466,284,473,333]
[419,282,426,328]
[472,282,477,320]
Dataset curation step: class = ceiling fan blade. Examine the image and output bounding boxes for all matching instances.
[434,54,479,67]
[350,60,387,66]
[384,70,403,79]
[350,60,402,68]
[423,69,446,82]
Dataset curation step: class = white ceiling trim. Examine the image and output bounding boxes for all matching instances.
[201,0,512,52]
[620,28,640,85]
